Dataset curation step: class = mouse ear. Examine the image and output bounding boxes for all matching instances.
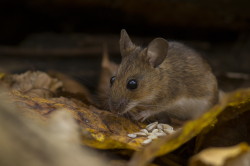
[120,29,136,57]
[146,38,169,68]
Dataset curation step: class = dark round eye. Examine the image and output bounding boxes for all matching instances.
[110,76,116,86]
[127,79,138,90]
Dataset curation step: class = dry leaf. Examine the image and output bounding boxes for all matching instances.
[48,70,93,103]
[0,91,107,166]
[0,71,62,98]
[195,89,250,151]
[189,143,250,166]
[2,70,250,166]
[0,72,5,79]
[128,89,250,166]
[10,90,145,150]
[0,71,145,150]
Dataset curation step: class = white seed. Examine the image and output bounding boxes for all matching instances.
[161,124,174,130]
[157,124,164,130]
[148,134,158,140]
[133,132,147,136]
[147,134,151,137]
[157,129,164,133]
[128,122,175,145]
[146,121,158,131]
[127,134,137,138]
[142,138,152,145]
[163,129,175,134]
[152,129,159,134]
[140,129,149,134]
[155,132,167,137]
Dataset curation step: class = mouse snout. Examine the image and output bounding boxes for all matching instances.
[108,98,128,114]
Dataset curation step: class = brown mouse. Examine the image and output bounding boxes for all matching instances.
[108,29,218,122]
[97,44,119,108]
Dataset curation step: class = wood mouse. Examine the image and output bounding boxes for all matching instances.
[97,44,119,108]
[108,29,218,122]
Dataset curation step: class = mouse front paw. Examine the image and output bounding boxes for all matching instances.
[133,110,152,122]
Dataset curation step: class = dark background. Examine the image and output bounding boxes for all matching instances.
[0,0,250,91]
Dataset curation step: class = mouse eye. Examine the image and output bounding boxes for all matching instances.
[110,76,116,86]
[127,79,138,90]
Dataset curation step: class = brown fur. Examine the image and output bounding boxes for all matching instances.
[108,30,218,121]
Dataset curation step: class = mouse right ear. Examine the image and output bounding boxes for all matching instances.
[120,29,136,57]
[146,38,169,68]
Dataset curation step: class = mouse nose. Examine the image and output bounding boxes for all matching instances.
[108,98,128,114]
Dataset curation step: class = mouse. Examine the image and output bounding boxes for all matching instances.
[97,44,119,108]
[108,29,218,122]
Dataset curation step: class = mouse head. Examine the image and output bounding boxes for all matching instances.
[108,29,169,115]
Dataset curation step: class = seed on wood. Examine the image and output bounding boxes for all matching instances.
[163,129,175,134]
[157,129,164,133]
[146,121,158,131]
[148,134,158,140]
[157,124,164,130]
[134,132,147,136]
[155,132,167,137]
[152,129,159,134]
[161,124,174,130]
[142,138,152,145]
[140,129,149,134]
[128,122,175,145]
[127,134,137,138]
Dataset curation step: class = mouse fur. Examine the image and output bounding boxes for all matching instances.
[108,29,218,122]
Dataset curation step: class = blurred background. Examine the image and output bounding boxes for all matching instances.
[0,0,250,91]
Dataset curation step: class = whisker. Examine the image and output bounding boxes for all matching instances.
[131,103,185,119]
[135,103,168,109]
[94,94,185,121]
